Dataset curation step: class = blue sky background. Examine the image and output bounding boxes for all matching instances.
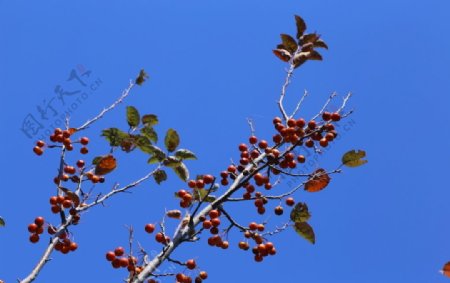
[1,1,450,282]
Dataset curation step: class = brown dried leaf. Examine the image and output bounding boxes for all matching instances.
[273,49,291,62]
[94,155,117,176]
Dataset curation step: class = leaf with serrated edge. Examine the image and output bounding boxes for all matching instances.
[164,128,180,152]
[126,106,140,128]
[294,222,315,244]
[290,202,311,223]
[142,114,158,127]
[295,15,307,39]
[342,150,368,167]
[174,149,197,160]
[173,163,189,182]
[154,169,167,184]
[280,34,298,53]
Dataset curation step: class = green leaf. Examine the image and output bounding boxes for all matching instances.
[290,202,311,223]
[135,69,149,86]
[280,34,298,54]
[141,126,158,144]
[163,156,182,168]
[0,216,5,227]
[142,114,158,127]
[342,150,368,167]
[101,128,128,147]
[295,15,307,39]
[172,162,189,182]
[174,149,197,160]
[135,135,154,154]
[293,222,315,244]
[126,106,140,128]
[147,145,166,163]
[153,169,167,184]
[164,128,180,152]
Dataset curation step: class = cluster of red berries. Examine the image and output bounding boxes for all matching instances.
[28,217,45,243]
[105,247,141,273]
[33,128,90,155]
[53,232,78,254]
[177,175,215,208]
[175,268,208,283]
[48,196,80,223]
[201,209,229,248]
[238,228,277,262]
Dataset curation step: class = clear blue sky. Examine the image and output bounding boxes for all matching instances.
[1,1,450,283]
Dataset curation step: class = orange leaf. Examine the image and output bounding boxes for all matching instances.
[94,155,117,175]
[441,261,450,277]
[304,168,330,192]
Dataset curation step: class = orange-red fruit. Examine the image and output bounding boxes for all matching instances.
[34,217,45,227]
[287,118,296,127]
[105,251,116,261]
[188,180,197,188]
[227,165,236,173]
[186,259,196,270]
[249,136,258,144]
[296,118,306,128]
[203,174,214,184]
[297,155,306,163]
[285,197,295,206]
[208,209,220,219]
[202,220,212,229]
[111,259,121,268]
[36,140,45,147]
[258,140,268,149]
[114,246,125,256]
[155,232,165,243]
[28,223,38,233]
[274,206,284,215]
[145,223,155,234]
[33,146,43,156]
[29,234,40,243]
[319,138,328,147]
[80,137,89,145]
[221,240,229,249]
[51,205,61,214]
[69,242,78,251]
[211,218,221,227]
[331,112,341,121]
[119,257,129,268]
[239,241,249,250]
[249,222,258,231]
[80,147,88,154]
[322,111,331,121]
[76,160,85,168]
[238,143,248,152]
[305,139,314,148]
[272,117,282,125]
[308,120,317,129]
[199,271,208,280]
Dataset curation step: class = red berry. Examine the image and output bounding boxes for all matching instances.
[145,223,155,234]
[80,137,89,145]
[272,117,282,125]
[273,134,282,144]
[331,112,341,121]
[203,174,214,184]
[285,197,295,206]
[308,120,317,129]
[80,147,88,154]
[76,160,85,168]
[319,138,328,147]
[211,218,221,227]
[29,234,40,243]
[287,118,296,127]
[199,271,208,280]
[34,217,45,227]
[202,220,212,229]
[33,146,43,156]
[114,246,125,256]
[249,222,258,231]
[28,223,38,233]
[196,179,205,189]
[297,155,306,163]
[258,140,268,149]
[305,139,314,148]
[106,251,116,261]
[238,143,248,152]
[322,112,331,121]
[69,242,78,251]
[227,165,236,173]
[249,136,258,144]
[36,140,45,147]
[296,118,306,128]
[209,209,220,219]
[186,259,196,270]
[274,206,284,215]
[220,171,228,178]
[155,232,165,243]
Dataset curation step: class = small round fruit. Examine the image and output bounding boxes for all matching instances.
[319,138,329,147]
[145,223,155,234]
[297,155,306,163]
[258,140,268,149]
[238,143,248,152]
[203,174,214,184]
[106,251,116,261]
[239,241,249,250]
[199,271,208,280]
[76,160,85,168]
[274,206,284,215]
[322,111,331,121]
[80,147,88,154]
[28,223,38,233]
[202,220,212,229]
[272,117,282,125]
[114,246,125,256]
[34,217,45,227]
[249,136,258,144]
[186,259,196,270]
[33,146,43,156]
[155,232,165,243]
[36,140,45,147]
[285,197,295,206]
[208,209,220,219]
[331,112,341,121]
[305,139,314,148]
[29,234,40,243]
[80,137,89,145]
[308,120,317,129]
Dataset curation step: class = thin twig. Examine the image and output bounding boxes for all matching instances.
[76,81,135,131]
[219,207,248,232]
[290,90,309,118]
[311,91,337,120]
